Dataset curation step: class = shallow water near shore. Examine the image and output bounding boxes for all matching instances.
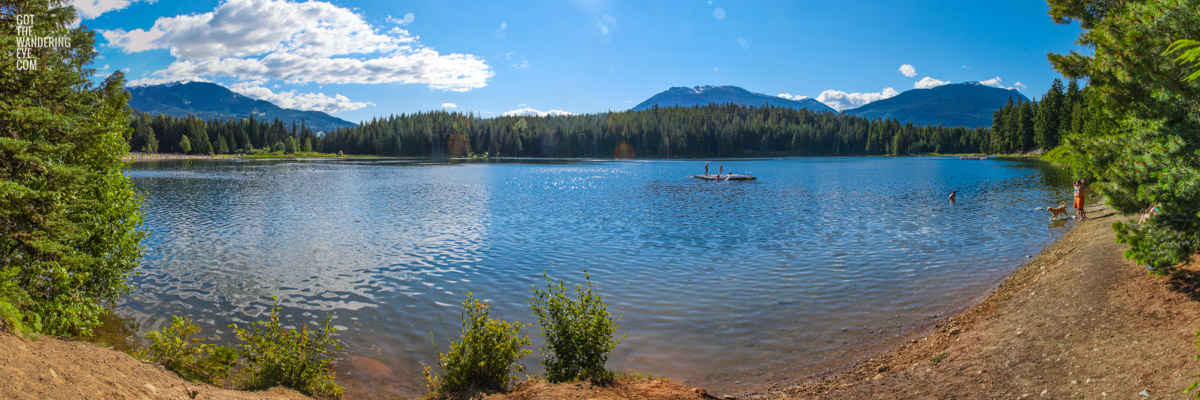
[117,157,1073,397]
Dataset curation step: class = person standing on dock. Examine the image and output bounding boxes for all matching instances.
[719,165,723,175]
[705,162,710,177]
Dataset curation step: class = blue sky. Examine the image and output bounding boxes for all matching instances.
[77,0,1084,123]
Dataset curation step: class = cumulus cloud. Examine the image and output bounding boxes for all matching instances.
[1014,81,1027,90]
[898,64,917,78]
[914,76,950,89]
[441,102,457,108]
[502,108,575,117]
[813,87,899,111]
[104,0,492,91]
[777,93,809,101]
[979,76,1014,89]
[229,82,373,113]
[72,0,155,20]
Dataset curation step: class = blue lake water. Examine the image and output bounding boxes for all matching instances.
[119,157,1073,397]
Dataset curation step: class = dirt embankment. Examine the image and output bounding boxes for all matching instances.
[4,203,1197,399]
[0,331,309,400]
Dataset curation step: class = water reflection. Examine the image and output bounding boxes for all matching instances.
[123,157,1072,397]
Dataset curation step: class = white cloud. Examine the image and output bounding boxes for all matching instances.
[441,102,457,108]
[229,82,373,113]
[502,108,575,117]
[898,64,916,78]
[813,87,899,111]
[1014,81,1027,91]
[914,76,950,89]
[128,76,209,86]
[386,13,415,25]
[495,22,507,39]
[505,51,531,69]
[71,0,155,20]
[104,0,492,91]
[777,93,809,101]
[713,8,726,19]
[979,76,1014,89]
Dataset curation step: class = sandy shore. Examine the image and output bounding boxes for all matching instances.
[3,202,1196,399]
[123,152,243,162]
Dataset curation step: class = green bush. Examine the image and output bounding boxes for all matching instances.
[142,315,236,385]
[529,271,624,383]
[231,299,343,398]
[423,293,531,396]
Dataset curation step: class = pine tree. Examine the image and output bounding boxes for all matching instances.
[180,135,192,154]
[1016,100,1035,152]
[1034,79,1064,150]
[216,135,230,154]
[1048,0,1200,273]
[0,0,146,336]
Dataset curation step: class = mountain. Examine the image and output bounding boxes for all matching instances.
[127,82,356,133]
[844,82,1028,128]
[633,85,836,113]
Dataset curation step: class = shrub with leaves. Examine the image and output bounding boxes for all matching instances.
[529,271,624,383]
[142,315,236,385]
[423,293,530,396]
[230,299,343,398]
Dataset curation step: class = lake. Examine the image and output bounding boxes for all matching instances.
[118,157,1073,397]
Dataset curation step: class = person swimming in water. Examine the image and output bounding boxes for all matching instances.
[949,190,957,202]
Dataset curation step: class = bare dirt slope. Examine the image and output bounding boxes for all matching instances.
[763,204,1200,399]
[0,331,310,400]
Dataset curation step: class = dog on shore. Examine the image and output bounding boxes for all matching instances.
[1046,201,1068,220]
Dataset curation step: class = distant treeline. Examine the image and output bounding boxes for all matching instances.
[126,79,1091,158]
[986,79,1089,155]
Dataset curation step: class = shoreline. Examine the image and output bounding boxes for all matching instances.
[122,152,242,162]
[748,202,1200,398]
[6,202,1195,399]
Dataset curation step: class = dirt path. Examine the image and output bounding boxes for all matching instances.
[756,204,1200,399]
[0,331,309,400]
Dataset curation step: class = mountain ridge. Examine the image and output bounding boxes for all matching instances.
[633,85,836,113]
[843,82,1029,128]
[127,82,356,133]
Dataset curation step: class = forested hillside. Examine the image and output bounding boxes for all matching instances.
[126,80,1088,158]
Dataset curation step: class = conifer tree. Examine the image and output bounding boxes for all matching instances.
[0,0,146,336]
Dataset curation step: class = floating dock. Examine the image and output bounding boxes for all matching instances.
[693,174,756,181]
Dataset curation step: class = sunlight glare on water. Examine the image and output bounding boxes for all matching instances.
[122,157,1073,397]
